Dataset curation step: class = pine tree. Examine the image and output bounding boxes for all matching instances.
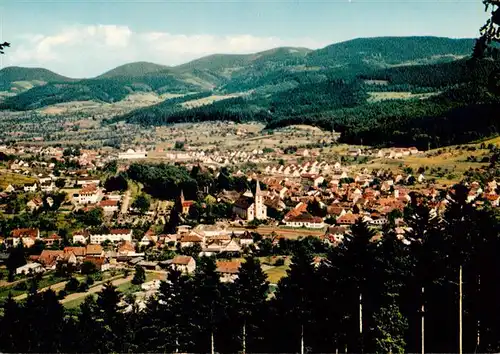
[232,256,269,353]
[96,282,127,352]
[6,243,26,281]
[191,257,225,353]
[77,295,102,353]
[132,265,146,285]
[342,219,377,353]
[373,298,408,354]
[0,293,22,352]
[271,244,317,354]
[138,269,191,352]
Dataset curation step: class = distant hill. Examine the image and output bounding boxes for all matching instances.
[97,62,171,79]
[0,66,72,92]
[0,36,479,109]
[177,47,311,75]
[307,36,474,67]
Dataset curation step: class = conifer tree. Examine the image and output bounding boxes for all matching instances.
[191,257,224,353]
[272,244,317,354]
[232,256,269,353]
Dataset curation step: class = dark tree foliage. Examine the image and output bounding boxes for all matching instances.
[127,163,197,200]
[103,174,128,192]
[132,265,146,285]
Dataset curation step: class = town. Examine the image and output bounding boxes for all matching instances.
[0,123,498,311]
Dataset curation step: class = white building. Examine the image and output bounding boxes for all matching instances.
[24,183,37,192]
[76,184,102,205]
[284,213,325,229]
[89,229,133,244]
[118,149,147,159]
[16,263,44,275]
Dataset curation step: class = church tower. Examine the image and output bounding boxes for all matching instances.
[254,181,267,220]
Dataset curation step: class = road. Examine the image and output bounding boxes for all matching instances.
[229,226,325,239]
[121,190,131,214]
[14,279,69,301]
[61,275,133,304]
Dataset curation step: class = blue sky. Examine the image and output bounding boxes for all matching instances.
[0,0,490,77]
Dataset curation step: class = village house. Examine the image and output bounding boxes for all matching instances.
[38,250,77,270]
[216,260,241,283]
[336,213,361,225]
[117,240,137,256]
[324,226,348,245]
[83,256,110,271]
[8,228,40,248]
[27,197,44,211]
[139,231,159,247]
[72,231,90,244]
[16,262,44,275]
[99,199,119,213]
[42,233,62,247]
[118,149,148,159]
[76,176,101,186]
[75,184,103,205]
[24,182,37,193]
[169,255,196,274]
[64,246,87,260]
[40,181,56,193]
[86,244,104,257]
[179,232,205,248]
[239,231,254,246]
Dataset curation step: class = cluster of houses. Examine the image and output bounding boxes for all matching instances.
[1,223,254,284]
[164,149,271,166]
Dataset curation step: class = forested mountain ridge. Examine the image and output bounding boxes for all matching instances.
[97,62,171,79]
[0,66,73,92]
[2,36,498,149]
[307,36,474,67]
[115,57,500,149]
[0,36,476,109]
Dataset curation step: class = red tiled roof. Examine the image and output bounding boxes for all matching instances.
[39,250,64,266]
[11,228,38,238]
[216,260,241,274]
[180,234,203,243]
[110,229,132,235]
[171,256,194,265]
[100,199,118,207]
[64,247,86,257]
[86,244,103,255]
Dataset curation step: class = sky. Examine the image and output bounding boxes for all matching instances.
[0,0,491,78]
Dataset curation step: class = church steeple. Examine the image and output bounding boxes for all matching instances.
[180,189,185,203]
[255,180,263,196]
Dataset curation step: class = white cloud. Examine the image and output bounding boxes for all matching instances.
[3,24,328,78]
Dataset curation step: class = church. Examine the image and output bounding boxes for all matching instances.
[233,181,267,222]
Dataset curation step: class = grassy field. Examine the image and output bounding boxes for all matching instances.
[367,91,437,103]
[0,171,36,190]
[63,293,96,309]
[355,144,492,186]
[0,273,71,300]
[64,272,164,309]
[264,265,289,284]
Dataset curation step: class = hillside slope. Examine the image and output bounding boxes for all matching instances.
[0,66,72,92]
[0,36,478,110]
[307,36,474,67]
[97,62,171,78]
